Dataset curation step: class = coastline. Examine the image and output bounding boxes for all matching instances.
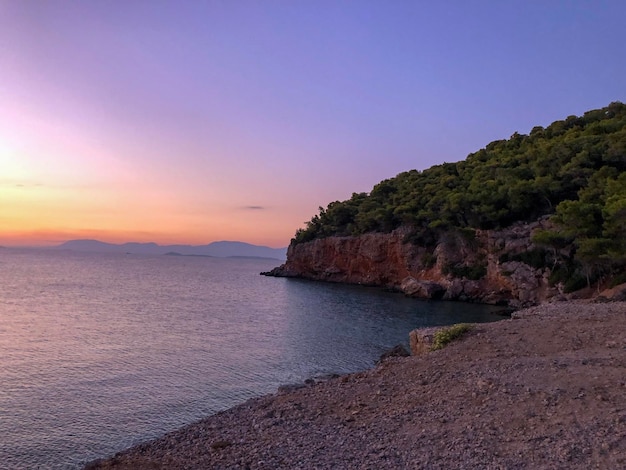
[86,300,626,469]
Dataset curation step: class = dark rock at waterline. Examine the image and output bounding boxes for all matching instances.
[376,344,410,365]
[261,266,300,277]
[400,277,446,299]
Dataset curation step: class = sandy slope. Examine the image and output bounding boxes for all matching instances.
[86,301,626,469]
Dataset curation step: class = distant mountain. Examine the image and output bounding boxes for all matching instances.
[56,239,287,260]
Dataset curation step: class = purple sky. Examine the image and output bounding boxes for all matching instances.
[1,1,624,247]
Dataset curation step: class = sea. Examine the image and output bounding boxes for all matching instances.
[0,248,504,469]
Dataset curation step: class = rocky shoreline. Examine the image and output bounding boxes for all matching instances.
[86,300,626,469]
[261,222,562,308]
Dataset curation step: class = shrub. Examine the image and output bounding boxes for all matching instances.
[548,263,571,285]
[564,274,588,293]
[421,252,438,268]
[443,263,487,280]
[499,248,550,270]
[610,271,626,287]
[431,323,473,351]
[403,228,438,247]
[457,227,478,243]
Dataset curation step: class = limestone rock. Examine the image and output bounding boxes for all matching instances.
[597,283,626,301]
[443,279,464,300]
[400,277,445,299]
[264,220,571,306]
[409,327,440,356]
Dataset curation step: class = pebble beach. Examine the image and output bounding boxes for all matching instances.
[87,301,626,469]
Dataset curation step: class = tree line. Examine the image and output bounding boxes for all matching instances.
[293,102,626,290]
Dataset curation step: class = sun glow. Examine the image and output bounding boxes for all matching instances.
[1,2,623,250]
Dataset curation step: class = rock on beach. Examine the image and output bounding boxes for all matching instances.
[86,301,626,469]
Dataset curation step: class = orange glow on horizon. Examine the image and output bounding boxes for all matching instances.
[1,142,296,248]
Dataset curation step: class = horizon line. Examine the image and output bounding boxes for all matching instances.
[0,237,290,250]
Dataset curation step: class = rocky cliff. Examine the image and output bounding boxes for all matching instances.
[264,219,564,307]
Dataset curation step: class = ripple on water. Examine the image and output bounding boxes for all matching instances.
[0,249,504,469]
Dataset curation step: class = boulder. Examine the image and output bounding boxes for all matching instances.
[409,327,440,356]
[376,344,410,364]
[597,283,626,301]
[401,277,446,299]
[443,279,464,300]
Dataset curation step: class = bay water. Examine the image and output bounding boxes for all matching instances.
[0,248,503,469]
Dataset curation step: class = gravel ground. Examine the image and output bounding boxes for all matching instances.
[86,301,626,469]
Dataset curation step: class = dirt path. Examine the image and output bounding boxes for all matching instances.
[87,301,626,469]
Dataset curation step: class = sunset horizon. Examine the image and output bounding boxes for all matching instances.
[0,229,291,249]
[2,1,624,252]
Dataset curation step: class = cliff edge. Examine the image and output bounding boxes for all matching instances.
[265,219,568,307]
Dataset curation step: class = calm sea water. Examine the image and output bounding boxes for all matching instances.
[0,248,503,469]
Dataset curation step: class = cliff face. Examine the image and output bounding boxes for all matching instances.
[266,220,562,307]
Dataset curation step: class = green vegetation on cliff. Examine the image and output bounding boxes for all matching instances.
[431,324,473,351]
[294,102,626,288]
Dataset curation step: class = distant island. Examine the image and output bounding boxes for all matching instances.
[56,239,287,260]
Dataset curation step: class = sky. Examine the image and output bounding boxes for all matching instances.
[1,1,625,248]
